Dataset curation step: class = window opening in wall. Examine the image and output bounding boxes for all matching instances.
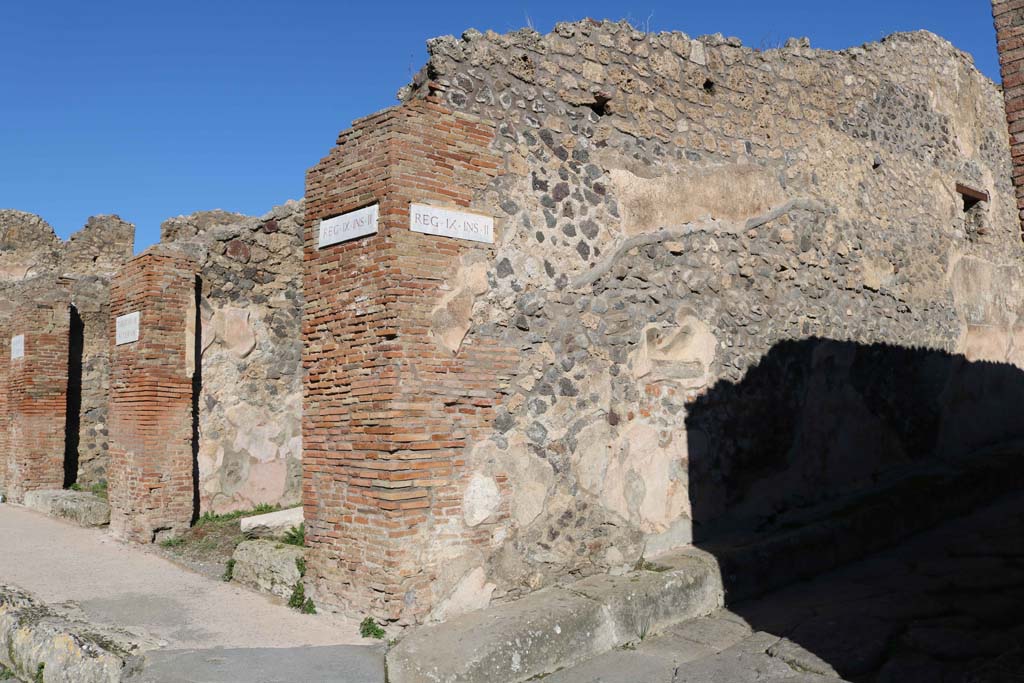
[63,305,84,488]
[956,183,990,238]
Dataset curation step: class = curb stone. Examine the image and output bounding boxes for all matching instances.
[0,584,143,683]
[386,552,723,683]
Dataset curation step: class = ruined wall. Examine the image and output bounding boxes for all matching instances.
[162,202,305,513]
[362,22,1024,619]
[0,212,133,489]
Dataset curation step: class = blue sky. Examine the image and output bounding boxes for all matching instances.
[0,1,1001,250]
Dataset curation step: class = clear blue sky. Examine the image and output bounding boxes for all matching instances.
[0,1,1000,250]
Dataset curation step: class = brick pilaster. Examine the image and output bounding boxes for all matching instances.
[993,0,1024,230]
[108,249,197,542]
[5,289,70,502]
[303,97,514,623]
[0,331,10,497]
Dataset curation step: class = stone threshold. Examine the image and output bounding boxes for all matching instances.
[386,551,723,683]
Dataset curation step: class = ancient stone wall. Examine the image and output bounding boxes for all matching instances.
[0,212,133,490]
[160,202,305,513]
[315,22,1023,621]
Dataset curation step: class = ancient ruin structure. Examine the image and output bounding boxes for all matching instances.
[3,4,1024,629]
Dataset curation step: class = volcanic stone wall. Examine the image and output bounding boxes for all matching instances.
[160,202,305,513]
[325,22,1022,621]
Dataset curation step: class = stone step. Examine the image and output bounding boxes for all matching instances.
[22,489,110,527]
[386,552,723,683]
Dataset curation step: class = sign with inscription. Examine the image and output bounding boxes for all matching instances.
[318,204,379,248]
[10,335,23,360]
[116,311,141,345]
[409,203,494,244]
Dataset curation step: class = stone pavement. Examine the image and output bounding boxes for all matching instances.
[549,491,1024,683]
[0,503,384,682]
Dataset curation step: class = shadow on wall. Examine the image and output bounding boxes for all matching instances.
[685,338,1024,680]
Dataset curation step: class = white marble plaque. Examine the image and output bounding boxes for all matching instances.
[410,203,494,244]
[116,311,140,345]
[318,204,379,248]
[10,335,23,360]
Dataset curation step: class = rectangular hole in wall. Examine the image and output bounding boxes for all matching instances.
[956,183,989,237]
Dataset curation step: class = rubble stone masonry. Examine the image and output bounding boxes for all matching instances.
[108,249,197,542]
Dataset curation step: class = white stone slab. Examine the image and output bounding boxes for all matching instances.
[409,203,494,244]
[116,311,140,345]
[240,506,304,539]
[318,204,378,248]
[10,335,23,360]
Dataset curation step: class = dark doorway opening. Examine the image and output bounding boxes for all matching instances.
[191,275,202,524]
[63,305,84,488]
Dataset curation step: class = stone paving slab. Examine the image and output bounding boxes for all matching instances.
[127,645,385,683]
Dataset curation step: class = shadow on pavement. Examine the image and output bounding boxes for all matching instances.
[686,338,1024,681]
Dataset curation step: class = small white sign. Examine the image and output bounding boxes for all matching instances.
[10,335,23,360]
[116,311,141,345]
[318,204,379,248]
[410,203,494,244]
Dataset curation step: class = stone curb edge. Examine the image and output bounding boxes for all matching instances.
[0,584,143,683]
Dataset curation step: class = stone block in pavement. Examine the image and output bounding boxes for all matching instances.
[240,506,303,539]
[231,539,304,599]
[387,586,617,683]
[570,554,723,643]
[23,489,110,527]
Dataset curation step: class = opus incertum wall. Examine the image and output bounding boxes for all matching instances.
[108,249,198,543]
[303,95,515,624]
[5,286,70,502]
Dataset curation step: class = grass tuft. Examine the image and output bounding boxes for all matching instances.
[283,523,305,547]
[359,617,386,639]
[222,558,236,582]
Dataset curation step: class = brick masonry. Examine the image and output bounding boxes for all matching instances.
[108,249,197,542]
[5,285,70,503]
[303,95,515,623]
[994,0,1024,229]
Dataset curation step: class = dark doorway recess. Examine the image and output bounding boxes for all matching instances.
[191,276,202,524]
[685,338,1024,680]
[63,305,84,488]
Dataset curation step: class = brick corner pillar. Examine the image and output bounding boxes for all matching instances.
[0,331,8,498]
[108,249,197,543]
[303,96,515,624]
[6,288,70,502]
[993,0,1024,231]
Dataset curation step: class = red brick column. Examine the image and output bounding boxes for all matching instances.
[5,291,70,502]
[108,249,197,542]
[303,96,514,623]
[0,331,10,498]
[994,0,1024,230]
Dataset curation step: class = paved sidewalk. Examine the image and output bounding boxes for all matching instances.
[0,504,384,682]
